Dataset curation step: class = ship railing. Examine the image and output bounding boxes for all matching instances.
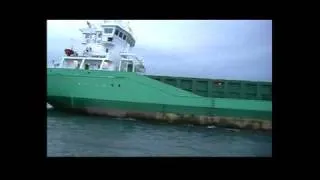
[119,52,135,56]
[120,52,142,60]
[120,57,143,64]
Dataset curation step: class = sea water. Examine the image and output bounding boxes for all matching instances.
[47,110,272,157]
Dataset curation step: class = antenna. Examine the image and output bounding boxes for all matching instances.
[87,21,91,28]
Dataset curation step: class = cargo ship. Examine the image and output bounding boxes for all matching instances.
[47,20,272,131]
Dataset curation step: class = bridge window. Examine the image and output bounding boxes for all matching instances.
[128,38,131,45]
[123,34,127,40]
[119,31,123,38]
[97,32,102,38]
[115,29,119,36]
[104,28,113,34]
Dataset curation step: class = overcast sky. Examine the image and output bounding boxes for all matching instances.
[47,20,272,82]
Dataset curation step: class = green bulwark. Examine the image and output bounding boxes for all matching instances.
[148,75,272,101]
[47,68,272,130]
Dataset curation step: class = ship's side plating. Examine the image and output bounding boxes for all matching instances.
[47,68,272,130]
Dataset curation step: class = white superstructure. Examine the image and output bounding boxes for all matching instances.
[54,20,146,73]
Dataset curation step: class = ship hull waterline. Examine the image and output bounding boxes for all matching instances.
[47,97,272,131]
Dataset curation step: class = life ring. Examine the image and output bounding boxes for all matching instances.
[64,49,74,56]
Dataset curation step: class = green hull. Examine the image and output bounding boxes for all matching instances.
[47,68,272,130]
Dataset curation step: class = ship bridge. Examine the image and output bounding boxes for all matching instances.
[56,20,145,74]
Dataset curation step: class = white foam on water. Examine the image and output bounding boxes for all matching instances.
[226,128,240,132]
[47,103,53,109]
[207,125,216,129]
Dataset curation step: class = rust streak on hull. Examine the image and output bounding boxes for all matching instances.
[57,106,272,131]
